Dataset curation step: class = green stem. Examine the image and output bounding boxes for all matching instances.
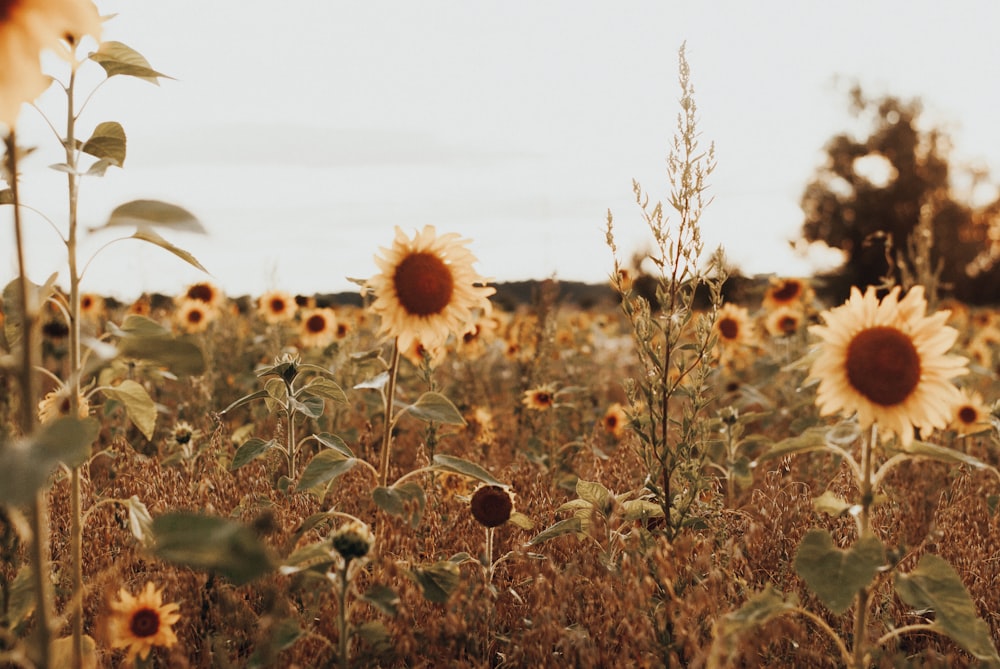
[378,341,401,488]
[7,129,54,669]
[337,563,350,669]
[852,424,877,668]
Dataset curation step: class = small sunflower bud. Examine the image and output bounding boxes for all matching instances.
[331,520,375,562]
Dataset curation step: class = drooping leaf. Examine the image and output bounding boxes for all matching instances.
[526,516,584,546]
[81,121,126,167]
[813,491,853,518]
[0,188,12,204]
[404,391,466,425]
[406,560,460,603]
[297,453,358,492]
[113,316,206,376]
[895,553,1000,664]
[220,390,270,415]
[126,495,154,548]
[313,432,355,458]
[102,379,156,440]
[0,417,99,505]
[99,199,205,233]
[887,440,1000,481]
[430,454,505,487]
[752,427,836,466]
[89,41,172,83]
[707,585,798,669]
[508,511,535,530]
[372,482,426,528]
[130,228,208,273]
[230,438,277,470]
[152,512,276,585]
[354,371,389,390]
[362,584,400,617]
[576,479,613,517]
[793,529,884,615]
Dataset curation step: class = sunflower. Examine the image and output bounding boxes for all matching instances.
[948,389,991,436]
[37,385,88,423]
[106,582,181,662]
[179,281,225,310]
[366,225,495,353]
[469,484,515,528]
[522,383,557,411]
[400,337,446,369]
[764,304,804,338]
[174,298,214,334]
[330,519,375,563]
[298,307,337,349]
[807,285,967,446]
[602,402,628,439]
[0,0,100,128]
[714,303,755,347]
[257,289,297,324]
[762,277,814,311]
[78,292,105,323]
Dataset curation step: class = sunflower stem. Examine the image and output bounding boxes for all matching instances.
[336,562,350,669]
[851,424,877,668]
[378,340,402,488]
[7,129,54,669]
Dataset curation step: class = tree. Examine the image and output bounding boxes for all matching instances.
[800,85,1000,303]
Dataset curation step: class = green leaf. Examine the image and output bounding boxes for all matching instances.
[4,566,36,632]
[313,432,354,458]
[619,499,665,523]
[81,121,126,167]
[0,417,99,505]
[576,479,613,517]
[372,482,426,528]
[752,427,836,466]
[526,516,584,546]
[220,390,270,415]
[508,511,535,530]
[353,620,392,654]
[230,438,276,470]
[152,512,276,585]
[430,454,505,487]
[404,391,466,425]
[708,585,798,669]
[130,228,209,273]
[102,379,156,440]
[813,491,853,518]
[895,553,1000,665]
[293,395,325,419]
[0,188,12,205]
[297,453,358,492]
[100,199,205,233]
[89,41,172,83]
[887,440,1000,480]
[362,584,400,617]
[354,371,389,390]
[281,540,335,575]
[126,495,154,548]
[114,318,206,376]
[793,529,884,615]
[406,560,460,604]
[298,377,348,404]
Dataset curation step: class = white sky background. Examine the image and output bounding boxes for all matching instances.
[6,0,1000,299]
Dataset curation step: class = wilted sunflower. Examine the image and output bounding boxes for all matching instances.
[366,225,495,353]
[948,389,991,436]
[808,285,967,446]
[470,484,514,528]
[257,289,297,324]
[106,582,181,662]
[0,0,100,128]
[522,383,557,411]
[37,385,88,423]
[298,307,337,349]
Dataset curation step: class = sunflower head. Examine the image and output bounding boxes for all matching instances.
[522,383,558,411]
[948,389,991,436]
[366,226,495,353]
[469,484,514,528]
[298,308,337,349]
[106,582,181,662]
[808,285,968,445]
[257,289,297,324]
[331,519,375,563]
[174,299,214,334]
[37,386,89,423]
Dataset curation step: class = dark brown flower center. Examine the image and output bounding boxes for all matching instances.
[306,314,326,333]
[779,316,798,334]
[845,326,921,406]
[269,298,286,313]
[770,280,802,302]
[535,392,553,406]
[187,284,214,303]
[719,318,739,340]
[129,608,160,638]
[470,485,513,528]
[393,252,454,316]
[187,309,203,324]
[957,406,978,424]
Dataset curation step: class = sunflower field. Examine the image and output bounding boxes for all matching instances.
[4,5,1000,669]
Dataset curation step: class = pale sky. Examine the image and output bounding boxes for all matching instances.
[6,1,1000,299]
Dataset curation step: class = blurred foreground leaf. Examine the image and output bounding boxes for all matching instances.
[708,585,798,669]
[113,315,206,376]
[372,482,425,528]
[0,417,99,505]
[895,554,1000,665]
[102,379,156,440]
[152,512,277,585]
[405,560,460,603]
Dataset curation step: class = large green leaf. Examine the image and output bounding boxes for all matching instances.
[752,427,836,466]
[313,433,355,458]
[793,529,884,615]
[526,517,584,546]
[405,560,460,604]
[404,392,466,425]
[895,554,1000,665]
[130,228,208,273]
[576,479,613,517]
[297,452,358,491]
[89,41,172,83]
[114,316,206,376]
[298,377,348,404]
[81,121,126,167]
[372,482,426,528]
[102,379,156,440]
[230,438,277,470]
[0,417,99,505]
[430,454,505,487]
[100,199,205,233]
[886,440,1000,481]
[152,512,276,585]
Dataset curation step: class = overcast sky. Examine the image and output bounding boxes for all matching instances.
[6,1,1000,298]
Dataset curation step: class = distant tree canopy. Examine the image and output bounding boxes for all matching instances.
[800,85,1000,303]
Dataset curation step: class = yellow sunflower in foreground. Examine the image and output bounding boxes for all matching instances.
[106,582,181,662]
[366,225,495,352]
[0,0,100,128]
[807,285,967,446]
